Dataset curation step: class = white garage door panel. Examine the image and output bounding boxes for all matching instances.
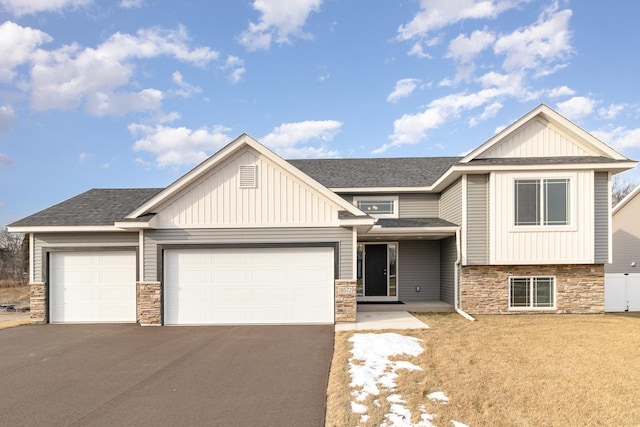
[164,247,334,325]
[50,251,136,323]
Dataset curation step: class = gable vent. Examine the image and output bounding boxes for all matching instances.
[239,165,257,188]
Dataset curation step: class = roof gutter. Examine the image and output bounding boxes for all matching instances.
[454,228,475,322]
[6,225,128,233]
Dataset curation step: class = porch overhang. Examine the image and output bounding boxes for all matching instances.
[357,217,459,240]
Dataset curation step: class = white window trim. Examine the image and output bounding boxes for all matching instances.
[509,172,577,232]
[508,275,557,311]
[353,196,399,219]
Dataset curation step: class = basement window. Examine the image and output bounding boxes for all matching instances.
[239,165,257,188]
[509,276,556,309]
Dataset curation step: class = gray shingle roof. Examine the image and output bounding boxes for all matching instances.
[9,188,163,227]
[289,157,462,188]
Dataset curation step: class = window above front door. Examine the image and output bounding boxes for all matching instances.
[353,196,399,218]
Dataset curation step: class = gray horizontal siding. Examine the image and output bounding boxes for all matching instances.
[440,236,456,305]
[439,179,462,225]
[466,174,489,264]
[340,193,439,218]
[398,240,440,302]
[594,172,609,263]
[399,193,439,218]
[144,227,353,281]
[33,232,138,282]
[608,187,640,274]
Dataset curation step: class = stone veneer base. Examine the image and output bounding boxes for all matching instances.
[335,279,356,323]
[137,281,162,325]
[461,264,605,315]
[29,282,46,323]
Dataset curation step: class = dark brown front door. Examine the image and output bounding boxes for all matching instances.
[364,244,387,296]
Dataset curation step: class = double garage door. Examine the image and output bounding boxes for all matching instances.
[164,247,335,325]
[49,247,335,324]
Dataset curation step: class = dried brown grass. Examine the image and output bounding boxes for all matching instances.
[0,279,29,304]
[326,313,640,427]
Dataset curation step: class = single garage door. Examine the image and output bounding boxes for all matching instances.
[50,251,137,323]
[164,247,335,325]
[605,273,640,312]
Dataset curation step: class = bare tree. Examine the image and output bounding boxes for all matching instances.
[0,227,26,281]
[612,175,638,207]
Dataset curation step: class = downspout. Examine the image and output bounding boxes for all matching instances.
[454,228,475,321]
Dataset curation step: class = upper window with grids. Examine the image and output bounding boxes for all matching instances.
[353,196,398,218]
[514,178,570,226]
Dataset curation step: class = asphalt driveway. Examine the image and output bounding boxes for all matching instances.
[0,324,334,426]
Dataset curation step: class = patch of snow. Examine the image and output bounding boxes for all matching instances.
[349,333,423,401]
[427,391,449,403]
[388,394,406,404]
[421,413,435,422]
[347,332,470,427]
[351,401,367,414]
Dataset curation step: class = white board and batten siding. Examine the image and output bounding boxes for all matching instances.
[479,118,594,158]
[490,170,594,264]
[155,147,342,229]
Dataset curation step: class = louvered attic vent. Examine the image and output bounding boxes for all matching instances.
[239,165,257,188]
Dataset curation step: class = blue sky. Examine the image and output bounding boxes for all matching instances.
[1,0,639,226]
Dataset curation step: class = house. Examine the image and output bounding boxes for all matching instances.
[8,104,637,325]
[604,185,640,311]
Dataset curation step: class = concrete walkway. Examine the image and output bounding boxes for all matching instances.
[335,311,429,331]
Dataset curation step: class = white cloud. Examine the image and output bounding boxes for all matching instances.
[599,104,625,120]
[29,25,217,114]
[84,89,164,116]
[387,79,421,103]
[398,0,529,41]
[0,105,17,132]
[382,73,527,152]
[493,4,573,74]
[0,21,52,83]
[238,0,322,51]
[261,120,342,158]
[119,0,143,8]
[78,152,93,164]
[0,153,12,166]
[592,126,640,150]
[469,101,503,126]
[548,85,575,98]
[171,71,202,98]
[447,29,495,63]
[130,123,232,168]
[220,55,245,83]
[556,96,595,121]
[0,0,90,16]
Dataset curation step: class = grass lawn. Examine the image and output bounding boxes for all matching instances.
[0,280,29,305]
[326,313,640,427]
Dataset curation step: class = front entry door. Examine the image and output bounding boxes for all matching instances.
[365,244,387,296]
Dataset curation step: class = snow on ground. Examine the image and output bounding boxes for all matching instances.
[348,332,470,427]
